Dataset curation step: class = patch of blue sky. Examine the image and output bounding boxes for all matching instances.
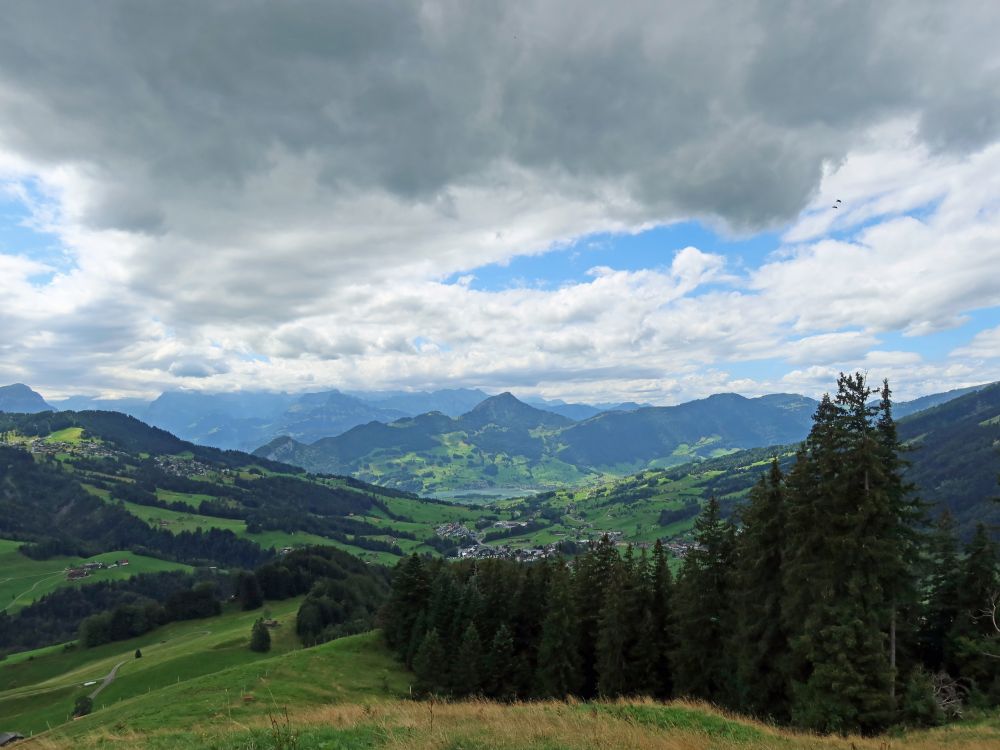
[238,352,271,363]
[449,220,783,292]
[880,307,1000,360]
[719,357,791,385]
[822,195,945,245]
[0,179,74,278]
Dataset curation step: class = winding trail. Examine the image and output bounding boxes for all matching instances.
[2,571,64,612]
[89,659,128,699]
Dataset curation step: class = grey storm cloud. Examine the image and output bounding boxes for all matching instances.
[0,0,997,231]
[3,1,1000,401]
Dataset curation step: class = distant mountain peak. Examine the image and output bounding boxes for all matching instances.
[0,383,53,414]
[463,392,573,429]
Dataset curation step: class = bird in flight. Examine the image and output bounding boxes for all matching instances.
[832,198,843,209]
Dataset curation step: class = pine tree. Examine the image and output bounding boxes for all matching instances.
[485,623,517,700]
[733,459,790,720]
[873,379,925,703]
[413,627,446,696]
[249,618,271,652]
[650,539,674,698]
[950,523,999,698]
[237,571,263,611]
[920,511,962,672]
[535,559,581,698]
[453,622,483,697]
[596,561,629,697]
[383,554,431,658]
[625,547,659,695]
[573,535,620,697]
[782,374,900,733]
[672,497,736,702]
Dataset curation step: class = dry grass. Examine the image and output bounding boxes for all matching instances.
[20,697,1000,750]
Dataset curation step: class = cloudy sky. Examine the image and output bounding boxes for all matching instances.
[1,1,999,404]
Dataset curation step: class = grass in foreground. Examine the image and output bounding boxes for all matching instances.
[11,628,999,750]
[20,697,1000,750]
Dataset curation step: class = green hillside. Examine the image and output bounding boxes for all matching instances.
[0,597,306,736]
[0,539,191,613]
[0,409,499,569]
[8,624,998,749]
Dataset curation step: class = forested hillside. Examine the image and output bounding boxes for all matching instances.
[384,374,1000,735]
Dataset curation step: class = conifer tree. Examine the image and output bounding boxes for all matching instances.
[453,622,483,697]
[237,571,263,611]
[573,535,620,696]
[672,497,736,702]
[733,459,790,719]
[413,627,446,695]
[874,379,924,702]
[625,547,659,695]
[920,511,962,672]
[535,559,581,698]
[485,622,517,700]
[950,523,999,698]
[782,374,899,733]
[650,538,674,698]
[249,618,271,652]
[596,561,629,697]
[383,554,431,658]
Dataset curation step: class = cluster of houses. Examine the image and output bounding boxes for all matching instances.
[456,543,561,562]
[153,455,218,478]
[0,434,122,463]
[434,522,477,540]
[65,559,129,580]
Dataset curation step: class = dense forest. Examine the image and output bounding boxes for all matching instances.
[382,374,999,734]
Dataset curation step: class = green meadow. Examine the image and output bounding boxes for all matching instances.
[0,539,192,614]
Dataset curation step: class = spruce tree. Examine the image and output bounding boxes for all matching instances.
[733,459,790,720]
[650,539,674,698]
[873,379,925,703]
[237,571,263,611]
[596,561,629,697]
[625,547,659,696]
[485,623,517,700]
[672,497,736,702]
[950,523,999,698]
[573,535,620,696]
[921,511,962,672]
[453,622,483,697]
[384,554,431,658]
[782,374,900,734]
[249,618,271,652]
[535,559,581,698]
[413,627,446,696]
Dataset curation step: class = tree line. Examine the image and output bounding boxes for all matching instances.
[381,374,999,734]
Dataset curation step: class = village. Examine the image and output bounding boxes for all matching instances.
[435,520,697,563]
[65,559,130,581]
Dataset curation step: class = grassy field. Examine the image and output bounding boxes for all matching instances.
[43,427,85,444]
[0,597,305,736]
[0,539,193,613]
[18,678,1000,750]
[4,613,998,750]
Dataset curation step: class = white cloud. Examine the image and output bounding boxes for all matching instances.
[1,3,1000,404]
[952,326,1000,360]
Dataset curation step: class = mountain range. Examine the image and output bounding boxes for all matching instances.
[3,385,651,452]
[254,391,825,495]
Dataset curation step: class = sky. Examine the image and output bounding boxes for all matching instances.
[1,1,999,405]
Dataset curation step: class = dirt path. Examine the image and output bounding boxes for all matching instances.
[88,659,128,699]
[2,571,64,612]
